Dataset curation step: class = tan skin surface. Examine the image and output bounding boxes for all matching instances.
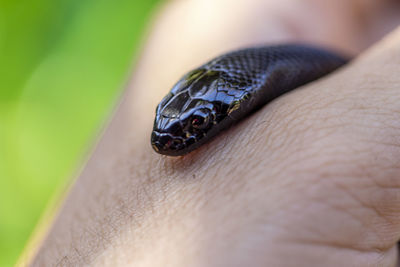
[27,0,400,266]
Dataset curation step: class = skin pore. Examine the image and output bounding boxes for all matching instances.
[24,0,400,266]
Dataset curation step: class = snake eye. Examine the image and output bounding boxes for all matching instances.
[191,110,210,130]
[191,116,208,129]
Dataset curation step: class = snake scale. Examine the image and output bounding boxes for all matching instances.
[151,44,347,156]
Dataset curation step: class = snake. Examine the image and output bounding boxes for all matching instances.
[151,44,347,156]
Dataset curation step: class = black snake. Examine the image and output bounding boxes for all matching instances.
[151,44,347,156]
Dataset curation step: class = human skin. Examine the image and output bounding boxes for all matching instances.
[26,0,400,266]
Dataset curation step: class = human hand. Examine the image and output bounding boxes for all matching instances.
[31,0,400,266]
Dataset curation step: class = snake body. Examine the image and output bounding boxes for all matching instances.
[151,44,347,156]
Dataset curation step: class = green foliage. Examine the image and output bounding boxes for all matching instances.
[0,0,160,265]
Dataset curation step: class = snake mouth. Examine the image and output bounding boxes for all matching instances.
[151,131,190,156]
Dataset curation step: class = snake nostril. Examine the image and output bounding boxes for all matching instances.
[166,139,173,148]
[159,134,171,146]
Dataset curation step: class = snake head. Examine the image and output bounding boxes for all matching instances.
[151,99,218,156]
[151,45,348,156]
[151,69,223,156]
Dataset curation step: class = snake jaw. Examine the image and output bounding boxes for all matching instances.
[151,131,186,155]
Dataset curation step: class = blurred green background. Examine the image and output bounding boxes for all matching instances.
[0,0,160,265]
